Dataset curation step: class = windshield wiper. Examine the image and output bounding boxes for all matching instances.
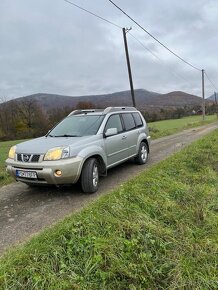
[52,134,81,137]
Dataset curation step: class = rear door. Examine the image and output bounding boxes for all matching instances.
[104,114,129,167]
[121,113,138,156]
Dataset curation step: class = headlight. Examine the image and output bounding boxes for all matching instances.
[8,146,16,159]
[44,147,70,161]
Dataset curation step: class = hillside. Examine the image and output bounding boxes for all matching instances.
[208,93,217,102]
[3,89,209,111]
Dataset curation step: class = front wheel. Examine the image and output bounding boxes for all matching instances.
[135,142,149,165]
[81,158,99,193]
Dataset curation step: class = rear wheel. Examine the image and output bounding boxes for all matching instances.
[81,158,99,193]
[135,142,149,164]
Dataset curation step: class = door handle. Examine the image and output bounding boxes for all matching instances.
[122,135,127,140]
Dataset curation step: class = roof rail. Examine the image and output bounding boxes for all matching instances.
[103,107,137,114]
[68,107,137,116]
[68,109,96,116]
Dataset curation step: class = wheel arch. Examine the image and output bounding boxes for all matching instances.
[141,138,150,152]
[81,154,106,177]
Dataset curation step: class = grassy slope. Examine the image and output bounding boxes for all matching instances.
[148,114,217,139]
[0,130,217,289]
[0,139,25,186]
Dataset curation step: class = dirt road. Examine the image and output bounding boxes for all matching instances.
[0,122,218,255]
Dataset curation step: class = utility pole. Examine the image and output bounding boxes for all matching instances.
[214,91,218,106]
[122,27,136,107]
[201,69,205,120]
[215,91,218,118]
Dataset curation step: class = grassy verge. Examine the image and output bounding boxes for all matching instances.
[0,130,218,289]
[149,114,218,139]
[0,139,25,187]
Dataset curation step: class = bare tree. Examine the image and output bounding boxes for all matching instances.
[17,99,49,137]
[17,99,37,129]
[76,101,95,109]
[0,96,11,138]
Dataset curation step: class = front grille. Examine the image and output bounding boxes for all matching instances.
[17,154,23,162]
[31,155,40,162]
[17,154,41,163]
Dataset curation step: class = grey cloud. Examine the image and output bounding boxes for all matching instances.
[0,0,217,99]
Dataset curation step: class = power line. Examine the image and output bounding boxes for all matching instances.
[63,0,196,84]
[129,32,162,60]
[108,0,202,72]
[63,0,122,29]
[63,0,200,90]
[128,32,192,84]
[204,71,218,91]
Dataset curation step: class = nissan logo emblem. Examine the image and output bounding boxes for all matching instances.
[22,154,30,162]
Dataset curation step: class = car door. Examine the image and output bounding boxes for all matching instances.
[121,113,138,156]
[104,114,129,167]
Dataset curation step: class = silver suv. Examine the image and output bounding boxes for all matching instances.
[6,107,150,193]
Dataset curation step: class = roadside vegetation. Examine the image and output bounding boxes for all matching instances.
[0,139,24,186]
[149,114,217,139]
[0,129,217,289]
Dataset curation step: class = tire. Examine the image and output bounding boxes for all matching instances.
[135,142,149,165]
[81,158,99,193]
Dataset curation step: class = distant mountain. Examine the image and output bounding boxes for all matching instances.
[12,89,160,111]
[140,91,204,108]
[207,93,217,101]
[5,89,209,112]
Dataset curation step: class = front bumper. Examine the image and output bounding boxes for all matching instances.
[5,156,83,185]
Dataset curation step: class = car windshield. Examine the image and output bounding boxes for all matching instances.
[49,115,104,137]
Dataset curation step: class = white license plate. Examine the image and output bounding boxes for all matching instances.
[16,170,37,179]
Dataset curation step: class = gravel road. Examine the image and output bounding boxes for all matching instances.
[0,122,218,255]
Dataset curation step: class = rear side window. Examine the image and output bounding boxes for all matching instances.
[105,114,123,133]
[122,113,136,131]
[132,112,143,127]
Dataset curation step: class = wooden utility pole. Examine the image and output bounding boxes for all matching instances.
[202,69,205,120]
[122,27,136,107]
[214,91,218,118]
[214,91,218,106]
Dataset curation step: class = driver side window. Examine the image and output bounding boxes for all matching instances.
[105,114,123,133]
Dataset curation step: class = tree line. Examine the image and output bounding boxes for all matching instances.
[0,99,96,141]
[143,103,218,122]
[0,97,217,141]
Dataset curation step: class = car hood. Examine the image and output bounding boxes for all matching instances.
[16,135,99,154]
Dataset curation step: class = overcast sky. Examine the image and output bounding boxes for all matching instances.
[0,0,218,100]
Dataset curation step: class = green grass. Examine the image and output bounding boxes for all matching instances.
[0,139,25,186]
[0,130,217,289]
[149,114,218,139]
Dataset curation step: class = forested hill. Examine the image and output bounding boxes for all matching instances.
[9,89,206,111]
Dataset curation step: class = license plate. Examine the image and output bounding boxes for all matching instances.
[16,170,37,179]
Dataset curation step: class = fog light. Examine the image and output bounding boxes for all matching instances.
[54,170,62,177]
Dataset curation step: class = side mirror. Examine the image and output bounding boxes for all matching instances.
[105,128,118,137]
